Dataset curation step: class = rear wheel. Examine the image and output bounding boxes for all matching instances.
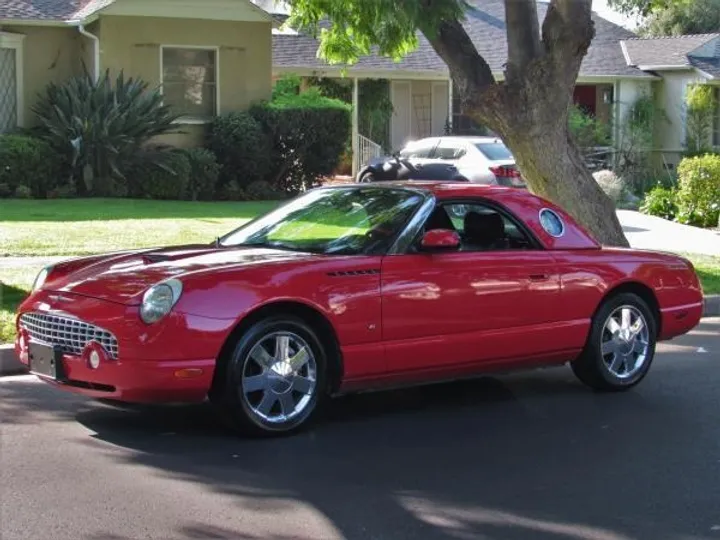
[213,316,328,436]
[571,293,657,392]
[359,171,375,183]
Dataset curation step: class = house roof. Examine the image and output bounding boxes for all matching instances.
[0,0,273,22]
[273,0,653,79]
[0,0,90,21]
[621,34,720,69]
[690,56,720,79]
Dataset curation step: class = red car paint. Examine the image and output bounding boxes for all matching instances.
[15,182,704,403]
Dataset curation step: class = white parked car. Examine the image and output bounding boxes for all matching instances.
[357,136,526,188]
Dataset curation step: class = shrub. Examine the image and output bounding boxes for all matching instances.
[640,185,678,221]
[0,135,61,198]
[250,88,352,193]
[208,111,271,191]
[593,170,628,204]
[244,180,283,201]
[14,185,32,199]
[675,154,720,227]
[0,183,12,198]
[127,148,191,200]
[684,84,716,157]
[184,147,220,201]
[32,69,181,196]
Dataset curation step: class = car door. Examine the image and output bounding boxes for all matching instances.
[380,200,562,374]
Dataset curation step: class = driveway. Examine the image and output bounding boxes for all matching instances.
[618,210,720,256]
[1,318,718,540]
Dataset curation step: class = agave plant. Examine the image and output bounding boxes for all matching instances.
[32,68,182,195]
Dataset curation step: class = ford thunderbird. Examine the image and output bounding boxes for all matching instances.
[15,182,704,436]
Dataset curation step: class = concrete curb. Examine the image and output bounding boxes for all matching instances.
[0,344,26,376]
[1,295,719,377]
[705,295,720,318]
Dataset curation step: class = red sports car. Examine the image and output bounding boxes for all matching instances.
[15,182,704,436]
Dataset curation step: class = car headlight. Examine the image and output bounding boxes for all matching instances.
[140,279,183,324]
[32,267,52,292]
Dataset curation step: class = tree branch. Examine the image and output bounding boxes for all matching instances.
[421,17,496,112]
[504,0,542,83]
[539,0,594,88]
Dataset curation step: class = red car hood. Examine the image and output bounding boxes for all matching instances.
[45,245,317,305]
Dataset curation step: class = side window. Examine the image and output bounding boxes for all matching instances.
[399,140,436,159]
[444,203,535,251]
[434,141,467,161]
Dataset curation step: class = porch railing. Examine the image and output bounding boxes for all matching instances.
[354,134,383,177]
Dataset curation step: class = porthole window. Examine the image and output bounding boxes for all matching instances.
[539,209,565,237]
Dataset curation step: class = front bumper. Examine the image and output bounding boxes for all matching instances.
[15,290,237,403]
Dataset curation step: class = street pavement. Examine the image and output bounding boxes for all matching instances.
[1,318,719,540]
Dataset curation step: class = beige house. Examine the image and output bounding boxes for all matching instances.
[0,0,274,146]
[621,33,720,167]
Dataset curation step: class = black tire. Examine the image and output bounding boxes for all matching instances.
[212,316,329,437]
[571,292,657,392]
[359,171,375,183]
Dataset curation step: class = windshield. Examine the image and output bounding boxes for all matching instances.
[475,142,513,161]
[219,186,426,255]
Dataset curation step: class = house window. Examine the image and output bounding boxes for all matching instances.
[0,32,24,133]
[161,47,218,121]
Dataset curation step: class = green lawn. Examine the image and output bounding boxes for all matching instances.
[1,198,280,257]
[685,254,720,297]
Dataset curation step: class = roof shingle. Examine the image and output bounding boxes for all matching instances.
[621,34,720,67]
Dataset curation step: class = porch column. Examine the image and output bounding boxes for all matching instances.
[351,77,360,178]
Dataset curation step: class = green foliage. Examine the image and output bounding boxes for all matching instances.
[676,154,720,228]
[569,106,611,150]
[285,0,468,65]
[14,185,32,199]
[305,76,393,151]
[640,184,678,220]
[184,147,220,201]
[641,0,720,36]
[614,94,666,195]
[272,74,302,99]
[0,135,61,198]
[32,69,181,196]
[250,87,352,193]
[0,183,11,198]
[208,111,272,190]
[685,84,716,157]
[127,148,192,201]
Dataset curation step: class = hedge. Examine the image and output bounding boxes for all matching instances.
[676,154,720,228]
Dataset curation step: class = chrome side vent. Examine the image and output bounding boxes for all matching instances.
[327,269,381,277]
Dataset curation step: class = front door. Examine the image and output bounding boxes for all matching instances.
[381,200,562,374]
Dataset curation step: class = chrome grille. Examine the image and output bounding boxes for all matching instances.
[19,312,119,359]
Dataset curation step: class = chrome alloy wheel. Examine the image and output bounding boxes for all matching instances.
[240,332,318,424]
[600,305,650,379]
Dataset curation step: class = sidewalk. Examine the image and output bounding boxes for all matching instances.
[618,210,720,257]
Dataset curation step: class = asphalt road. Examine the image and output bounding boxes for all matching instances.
[1,319,719,540]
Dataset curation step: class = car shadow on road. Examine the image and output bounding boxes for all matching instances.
[63,367,711,540]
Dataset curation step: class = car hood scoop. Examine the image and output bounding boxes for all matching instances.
[46,245,314,305]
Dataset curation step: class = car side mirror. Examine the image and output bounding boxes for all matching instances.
[420,229,460,251]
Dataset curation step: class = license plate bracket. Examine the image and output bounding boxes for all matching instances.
[28,342,66,381]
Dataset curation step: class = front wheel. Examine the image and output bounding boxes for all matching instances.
[571,293,657,392]
[214,316,328,437]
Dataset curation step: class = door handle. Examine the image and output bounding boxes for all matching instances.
[529,273,550,281]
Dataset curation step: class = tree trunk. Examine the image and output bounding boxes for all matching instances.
[423,0,630,247]
[465,82,629,247]
[500,119,628,246]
